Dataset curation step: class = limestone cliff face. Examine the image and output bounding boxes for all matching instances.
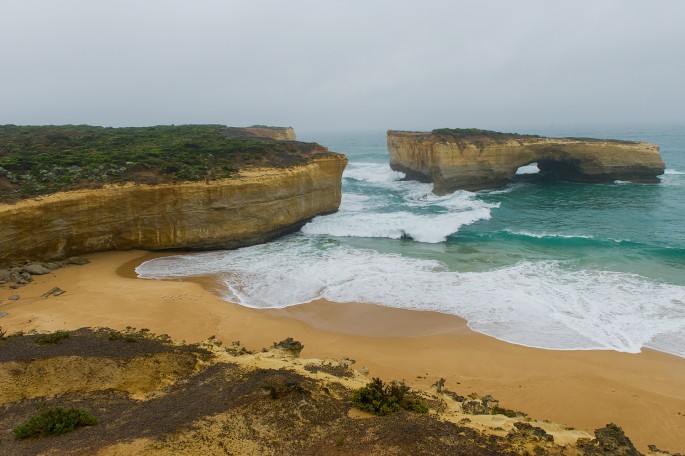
[0,155,346,263]
[388,131,665,193]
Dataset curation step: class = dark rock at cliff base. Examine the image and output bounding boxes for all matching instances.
[0,269,8,283]
[24,263,51,275]
[576,423,641,455]
[18,272,32,284]
[67,257,90,265]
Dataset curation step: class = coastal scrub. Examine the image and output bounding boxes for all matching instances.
[13,407,98,439]
[352,377,428,416]
[0,124,316,202]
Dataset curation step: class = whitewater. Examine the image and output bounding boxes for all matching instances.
[137,128,685,358]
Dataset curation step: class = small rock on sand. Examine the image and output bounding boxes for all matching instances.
[24,264,52,275]
[67,257,90,265]
[0,311,7,318]
[8,295,20,301]
[43,287,66,297]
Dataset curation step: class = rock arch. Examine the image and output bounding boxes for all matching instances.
[387,130,665,194]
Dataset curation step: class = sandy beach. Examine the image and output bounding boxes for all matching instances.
[1,249,684,453]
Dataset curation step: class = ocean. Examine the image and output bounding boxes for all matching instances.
[136,127,685,358]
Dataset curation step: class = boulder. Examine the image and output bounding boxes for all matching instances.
[24,263,51,275]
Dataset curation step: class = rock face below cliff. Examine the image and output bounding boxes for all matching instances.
[388,129,665,193]
[0,155,346,263]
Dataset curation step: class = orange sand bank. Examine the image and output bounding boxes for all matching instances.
[1,250,684,453]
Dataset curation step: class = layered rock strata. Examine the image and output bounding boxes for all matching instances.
[0,154,346,263]
[388,130,665,193]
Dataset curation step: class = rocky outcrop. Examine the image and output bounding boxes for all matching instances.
[0,154,346,263]
[223,126,296,141]
[388,130,665,193]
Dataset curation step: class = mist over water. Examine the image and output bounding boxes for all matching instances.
[137,128,685,358]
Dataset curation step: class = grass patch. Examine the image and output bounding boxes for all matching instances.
[106,330,138,343]
[13,407,98,439]
[432,128,541,141]
[0,124,322,202]
[490,405,520,418]
[35,331,70,345]
[352,377,428,416]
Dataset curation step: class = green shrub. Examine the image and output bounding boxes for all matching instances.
[432,128,541,140]
[0,124,314,201]
[490,405,519,418]
[13,407,98,439]
[351,377,428,416]
[106,330,137,343]
[35,331,70,345]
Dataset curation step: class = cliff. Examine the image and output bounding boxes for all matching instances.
[0,154,346,263]
[226,125,296,141]
[387,129,665,193]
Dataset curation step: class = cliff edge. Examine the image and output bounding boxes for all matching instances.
[0,125,347,263]
[387,129,665,193]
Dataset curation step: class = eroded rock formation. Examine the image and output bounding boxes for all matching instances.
[388,130,665,193]
[0,154,346,263]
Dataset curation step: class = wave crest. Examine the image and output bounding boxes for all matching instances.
[136,241,685,357]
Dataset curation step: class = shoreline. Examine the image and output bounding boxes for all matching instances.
[1,249,684,452]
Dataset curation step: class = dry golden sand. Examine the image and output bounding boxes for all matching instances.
[1,250,684,453]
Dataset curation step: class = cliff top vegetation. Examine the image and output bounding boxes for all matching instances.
[0,124,329,203]
[430,128,638,145]
[432,128,542,140]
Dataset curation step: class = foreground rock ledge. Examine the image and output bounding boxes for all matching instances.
[387,129,665,193]
[0,155,347,263]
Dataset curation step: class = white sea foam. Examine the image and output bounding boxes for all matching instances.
[136,240,685,357]
[663,169,685,175]
[303,162,497,243]
[344,162,405,182]
[503,229,595,240]
[303,209,492,243]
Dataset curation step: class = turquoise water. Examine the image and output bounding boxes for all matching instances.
[137,128,685,358]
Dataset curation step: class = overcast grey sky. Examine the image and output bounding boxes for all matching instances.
[1,1,684,133]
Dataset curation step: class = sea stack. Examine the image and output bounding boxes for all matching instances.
[387,129,665,194]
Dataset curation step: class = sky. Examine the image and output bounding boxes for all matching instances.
[1,1,684,133]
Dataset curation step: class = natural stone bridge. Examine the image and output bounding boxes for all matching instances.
[387,129,665,194]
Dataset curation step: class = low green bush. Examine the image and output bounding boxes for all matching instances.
[13,407,98,439]
[352,377,428,416]
[35,331,70,345]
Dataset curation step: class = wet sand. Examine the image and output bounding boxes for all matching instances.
[1,249,684,453]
